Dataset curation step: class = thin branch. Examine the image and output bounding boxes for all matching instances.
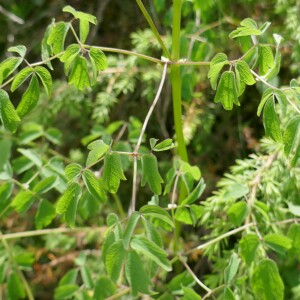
[0,227,105,241]
[135,63,168,152]
[185,223,254,255]
[129,156,138,215]
[178,255,212,294]
[135,0,171,59]
[105,287,131,300]
[0,5,24,24]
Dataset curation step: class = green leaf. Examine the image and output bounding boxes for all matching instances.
[47,22,70,55]
[123,212,140,250]
[16,74,40,117]
[258,45,274,76]
[179,161,201,181]
[80,19,90,43]
[0,89,20,132]
[181,178,206,205]
[0,57,22,84]
[56,182,81,214]
[8,45,27,58]
[54,284,79,300]
[229,19,262,39]
[164,167,176,195]
[103,152,126,193]
[182,286,202,300]
[263,98,282,142]
[63,6,97,24]
[35,199,56,229]
[224,287,236,300]
[59,269,78,285]
[288,224,300,259]
[106,213,119,226]
[81,266,94,289]
[143,219,162,247]
[60,44,81,74]
[65,188,81,228]
[33,176,57,194]
[17,148,42,167]
[149,138,159,149]
[208,53,229,90]
[130,235,172,271]
[11,67,34,92]
[93,276,116,300]
[7,272,26,300]
[264,233,292,255]
[214,71,239,110]
[236,60,255,85]
[89,48,107,71]
[68,56,90,90]
[227,201,249,226]
[239,234,260,265]
[141,154,164,195]
[41,24,54,70]
[125,251,151,296]
[175,207,193,225]
[86,139,109,166]
[105,240,126,282]
[0,139,11,171]
[62,5,77,16]
[168,271,194,293]
[140,205,174,228]
[11,191,34,213]
[35,66,52,95]
[257,88,273,117]
[283,116,300,166]
[153,138,175,152]
[251,259,284,300]
[224,253,240,284]
[82,169,106,202]
[287,202,300,217]
[45,127,62,145]
[65,163,82,182]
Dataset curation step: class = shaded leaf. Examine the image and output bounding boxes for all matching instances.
[140,205,174,228]
[263,98,282,142]
[239,234,260,265]
[35,66,52,95]
[47,22,70,55]
[105,240,126,282]
[82,169,106,202]
[103,152,126,193]
[257,88,273,117]
[68,56,90,90]
[56,182,81,214]
[141,154,164,195]
[54,284,79,300]
[125,251,151,296]
[208,53,228,90]
[181,178,206,205]
[251,259,284,300]
[11,67,34,92]
[264,233,292,255]
[16,74,40,117]
[35,199,56,229]
[130,235,172,271]
[0,89,20,133]
[33,176,57,194]
[214,71,239,110]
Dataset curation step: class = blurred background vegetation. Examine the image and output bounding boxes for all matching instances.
[0,0,300,298]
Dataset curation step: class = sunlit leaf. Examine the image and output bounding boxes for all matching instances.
[11,67,34,92]
[47,21,70,55]
[35,199,56,229]
[56,182,81,214]
[239,234,260,265]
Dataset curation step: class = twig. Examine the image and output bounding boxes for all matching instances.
[135,63,168,152]
[178,255,212,293]
[105,287,131,300]
[185,223,254,255]
[0,5,24,24]
[0,227,105,241]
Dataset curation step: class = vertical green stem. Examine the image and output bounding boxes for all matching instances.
[171,0,188,164]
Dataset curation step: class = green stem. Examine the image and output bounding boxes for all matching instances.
[136,0,171,59]
[171,0,188,164]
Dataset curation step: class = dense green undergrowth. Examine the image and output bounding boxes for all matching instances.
[0,1,300,299]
